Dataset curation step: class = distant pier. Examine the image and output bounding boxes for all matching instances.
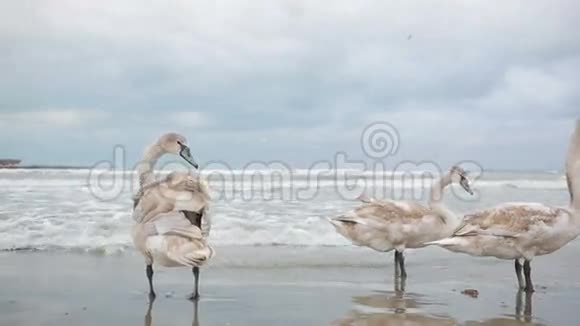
[0,159,21,168]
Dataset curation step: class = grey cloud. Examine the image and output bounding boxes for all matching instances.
[0,1,578,168]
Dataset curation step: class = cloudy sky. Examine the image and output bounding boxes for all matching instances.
[0,1,578,170]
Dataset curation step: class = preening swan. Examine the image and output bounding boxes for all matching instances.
[330,166,473,278]
[428,120,580,292]
[132,132,213,300]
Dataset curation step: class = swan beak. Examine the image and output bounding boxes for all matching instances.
[460,176,474,195]
[178,143,199,169]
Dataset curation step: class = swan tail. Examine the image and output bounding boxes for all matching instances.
[425,238,461,247]
[566,119,580,211]
[328,216,358,241]
[164,227,204,240]
[180,245,215,267]
[167,240,215,268]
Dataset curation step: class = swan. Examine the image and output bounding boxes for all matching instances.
[330,166,473,278]
[131,132,213,300]
[428,120,580,292]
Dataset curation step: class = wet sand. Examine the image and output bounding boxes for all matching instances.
[2,245,580,325]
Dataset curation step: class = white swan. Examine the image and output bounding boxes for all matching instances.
[131,132,213,300]
[330,166,473,278]
[428,120,580,292]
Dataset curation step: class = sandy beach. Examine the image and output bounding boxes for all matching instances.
[2,244,580,326]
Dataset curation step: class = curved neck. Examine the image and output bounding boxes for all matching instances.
[428,172,460,226]
[136,143,165,188]
[429,172,452,206]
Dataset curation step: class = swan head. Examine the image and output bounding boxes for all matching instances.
[449,166,473,195]
[157,133,198,169]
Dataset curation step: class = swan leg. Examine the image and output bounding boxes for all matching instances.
[515,259,525,289]
[523,260,534,293]
[395,251,407,279]
[393,251,400,277]
[188,267,200,301]
[146,264,156,299]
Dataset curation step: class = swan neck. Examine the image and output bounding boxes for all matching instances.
[432,203,461,228]
[428,172,460,226]
[429,172,451,205]
[137,144,164,188]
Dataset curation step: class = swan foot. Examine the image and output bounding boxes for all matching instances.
[188,267,201,301]
[187,292,200,301]
[148,291,157,302]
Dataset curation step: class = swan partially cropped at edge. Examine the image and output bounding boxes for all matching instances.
[131,132,213,300]
[428,120,580,292]
[330,166,474,278]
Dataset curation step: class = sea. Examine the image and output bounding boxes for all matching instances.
[0,168,570,255]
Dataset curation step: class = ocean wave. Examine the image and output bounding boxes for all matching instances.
[475,179,566,190]
[0,169,570,254]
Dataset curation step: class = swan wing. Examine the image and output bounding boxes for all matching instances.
[164,239,214,268]
[133,177,211,224]
[133,178,167,209]
[453,203,570,238]
[183,176,211,201]
[156,214,214,267]
[151,212,194,233]
[330,201,430,236]
[350,201,430,226]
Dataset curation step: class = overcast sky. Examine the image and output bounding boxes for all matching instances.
[0,1,578,170]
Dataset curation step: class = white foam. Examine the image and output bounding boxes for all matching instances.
[0,169,570,254]
[475,179,566,190]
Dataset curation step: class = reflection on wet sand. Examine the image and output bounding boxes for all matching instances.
[394,274,406,293]
[332,289,455,326]
[333,289,536,326]
[466,291,534,326]
[144,298,200,326]
[514,290,533,323]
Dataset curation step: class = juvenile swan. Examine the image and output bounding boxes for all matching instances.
[330,166,473,278]
[428,120,580,292]
[132,132,213,300]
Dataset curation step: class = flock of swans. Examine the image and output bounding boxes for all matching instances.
[131,120,580,300]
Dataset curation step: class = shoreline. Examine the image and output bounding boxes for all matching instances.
[2,246,580,325]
